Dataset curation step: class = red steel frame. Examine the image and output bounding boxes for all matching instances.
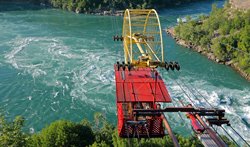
[115,65,172,138]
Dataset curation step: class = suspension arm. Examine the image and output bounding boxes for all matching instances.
[133,107,225,117]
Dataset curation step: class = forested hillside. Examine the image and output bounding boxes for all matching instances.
[15,0,202,13]
[174,3,250,79]
[48,0,203,13]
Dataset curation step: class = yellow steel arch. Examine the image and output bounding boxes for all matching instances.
[122,9,164,68]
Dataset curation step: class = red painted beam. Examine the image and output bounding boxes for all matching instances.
[162,115,180,147]
[115,66,172,103]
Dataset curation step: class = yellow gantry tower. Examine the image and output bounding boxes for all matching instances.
[122,9,164,68]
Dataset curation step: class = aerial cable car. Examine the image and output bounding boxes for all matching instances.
[115,9,173,138]
[114,9,230,147]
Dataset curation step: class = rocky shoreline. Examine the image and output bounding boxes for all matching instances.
[166,27,250,81]
[75,10,124,16]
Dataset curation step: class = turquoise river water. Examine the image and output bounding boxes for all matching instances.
[0,0,249,144]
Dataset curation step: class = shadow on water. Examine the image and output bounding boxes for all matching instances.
[0,0,50,12]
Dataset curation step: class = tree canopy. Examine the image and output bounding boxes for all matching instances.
[0,113,211,147]
[43,0,202,13]
[174,3,250,75]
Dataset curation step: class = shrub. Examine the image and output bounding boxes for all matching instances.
[29,120,94,147]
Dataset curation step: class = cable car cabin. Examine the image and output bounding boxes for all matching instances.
[115,65,172,138]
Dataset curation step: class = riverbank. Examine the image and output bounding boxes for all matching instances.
[42,0,211,16]
[77,10,123,16]
[166,27,250,81]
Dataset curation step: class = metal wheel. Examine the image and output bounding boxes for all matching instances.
[122,9,164,67]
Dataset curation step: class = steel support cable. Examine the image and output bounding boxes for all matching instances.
[171,99,185,122]
[167,72,229,146]
[159,16,174,23]
[190,86,214,108]
[181,28,250,146]
[163,16,249,146]
[175,73,248,146]
[187,85,239,145]
[219,42,250,56]
[175,75,206,107]
[110,0,120,38]
[167,71,197,107]
[111,4,133,141]
[174,94,227,147]
[173,95,210,141]
[112,9,118,36]
[176,70,248,146]
[170,64,250,146]
[113,8,124,103]
[109,0,115,33]
[128,0,140,8]
[110,0,122,68]
[164,16,250,56]
[196,114,227,147]
[167,73,209,140]
[170,69,214,109]
[185,80,247,146]
[160,69,189,122]
[175,73,214,109]
[155,70,181,144]
[228,126,250,147]
[173,72,245,145]
[167,69,210,111]
[114,12,119,36]
[174,79,196,106]
[171,72,238,145]
[159,16,177,29]
[162,14,250,55]
[192,87,245,146]
[219,126,240,147]
[211,125,234,146]
[177,26,250,56]
[175,97,204,138]
[220,41,249,56]
[110,1,122,103]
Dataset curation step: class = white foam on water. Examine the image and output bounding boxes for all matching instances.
[4,37,60,78]
[6,35,249,144]
[5,38,31,61]
[3,36,120,118]
[29,127,35,134]
[165,75,250,145]
[50,106,56,112]
[52,91,59,98]
[27,96,32,100]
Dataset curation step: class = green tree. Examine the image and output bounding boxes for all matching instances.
[219,22,231,35]
[173,2,250,76]
[29,120,94,147]
[93,112,115,146]
[0,116,28,147]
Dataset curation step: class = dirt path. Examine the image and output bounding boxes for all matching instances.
[230,0,250,11]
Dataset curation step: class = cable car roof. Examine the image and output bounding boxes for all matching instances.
[115,67,172,103]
